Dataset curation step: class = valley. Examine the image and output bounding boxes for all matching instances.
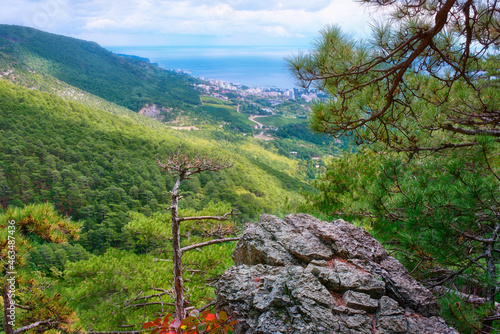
[0,24,347,332]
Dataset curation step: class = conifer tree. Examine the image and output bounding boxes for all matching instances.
[156,149,238,329]
[1,203,81,334]
[288,0,500,331]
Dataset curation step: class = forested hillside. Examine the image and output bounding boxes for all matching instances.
[0,57,320,328]
[0,77,309,248]
[0,24,200,110]
[0,24,344,333]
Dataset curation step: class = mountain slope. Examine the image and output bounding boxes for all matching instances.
[0,24,200,111]
[0,26,317,331]
[0,78,307,250]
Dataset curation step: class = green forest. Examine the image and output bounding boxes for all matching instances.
[0,24,327,333]
[1,0,500,331]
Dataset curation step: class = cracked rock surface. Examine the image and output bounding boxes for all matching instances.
[216,214,458,334]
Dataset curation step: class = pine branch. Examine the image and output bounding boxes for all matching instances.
[124,301,174,309]
[181,237,240,254]
[13,304,33,310]
[178,211,237,222]
[13,321,55,334]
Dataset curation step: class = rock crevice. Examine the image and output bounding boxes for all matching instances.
[216,214,458,333]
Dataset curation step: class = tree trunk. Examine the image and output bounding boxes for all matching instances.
[481,241,497,334]
[170,176,185,332]
[3,283,14,334]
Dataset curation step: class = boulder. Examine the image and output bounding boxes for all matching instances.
[216,214,458,333]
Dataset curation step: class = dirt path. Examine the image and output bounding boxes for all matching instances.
[248,115,267,128]
[248,115,273,140]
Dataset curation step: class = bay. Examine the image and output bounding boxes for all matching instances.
[106,46,305,89]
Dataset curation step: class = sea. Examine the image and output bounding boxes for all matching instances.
[106,46,306,89]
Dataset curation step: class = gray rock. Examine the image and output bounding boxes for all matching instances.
[406,310,460,334]
[380,257,440,317]
[217,214,459,334]
[342,290,379,313]
[378,296,405,317]
[308,260,385,298]
[232,214,334,266]
[377,315,408,333]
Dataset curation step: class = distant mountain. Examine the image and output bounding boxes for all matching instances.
[116,53,155,64]
[0,24,201,111]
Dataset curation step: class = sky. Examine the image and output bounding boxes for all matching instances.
[0,0,375,47]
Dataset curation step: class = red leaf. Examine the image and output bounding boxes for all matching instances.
[143,322,156,329]
[154,318,162,326]
[205,313,216,321]
[162,314,173,327]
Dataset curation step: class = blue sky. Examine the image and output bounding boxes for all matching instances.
[0,0,374,47]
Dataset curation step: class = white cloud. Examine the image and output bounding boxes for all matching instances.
[0,0,374,46]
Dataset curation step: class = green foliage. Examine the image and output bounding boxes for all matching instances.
[0,78,304,253]
[275,122,343,147]
[29,243,90,274]
[305,147,381,220]
[438,293,497,333]
[0,25,339,333]
[0,203,82,333]
[0,24,201,111]
[290,3,500,328]
[201,105,253,133]
[274,100,307,116]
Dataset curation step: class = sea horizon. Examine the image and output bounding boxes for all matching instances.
[106,45,309,89]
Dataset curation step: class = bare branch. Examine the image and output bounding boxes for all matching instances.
[13,304,33,310]
[178,211,238,222]
[13,321,55,334]
[181,237,240,254]
[124,301,174,309]
[156,148,233,179]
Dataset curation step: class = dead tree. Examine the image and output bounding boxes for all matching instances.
[156,149,238,327]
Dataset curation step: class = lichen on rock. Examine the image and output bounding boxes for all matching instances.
[216,214,458,333]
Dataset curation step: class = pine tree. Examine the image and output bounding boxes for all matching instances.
[288,0,500,331]
[1,203,81,334]
[156,149,238,330]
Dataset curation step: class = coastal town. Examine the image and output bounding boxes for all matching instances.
[194,78,324,107]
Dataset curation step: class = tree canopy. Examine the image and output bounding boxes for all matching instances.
[289,0,500,332]
[288,0,499,152]
[1,204,81,334]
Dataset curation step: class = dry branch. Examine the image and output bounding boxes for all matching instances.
[181,237,240,254]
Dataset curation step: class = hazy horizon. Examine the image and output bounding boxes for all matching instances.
[0,0,375,48]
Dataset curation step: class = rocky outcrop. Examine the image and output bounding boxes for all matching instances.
[216,214,458,333]
[139,104,171,118]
